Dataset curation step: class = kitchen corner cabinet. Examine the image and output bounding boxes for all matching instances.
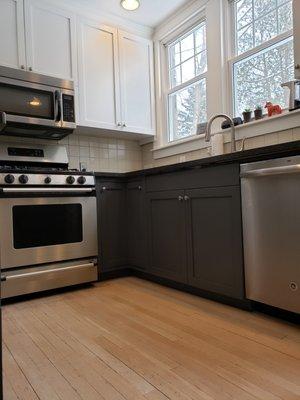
[77,19,155,136]
[126,179,147,269]
[96,181,127,271]
[0,0,76,80]
[146,190,187,282]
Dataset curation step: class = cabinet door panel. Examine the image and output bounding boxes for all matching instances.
[118,31,155,135]
[186,187,245,299]
[126,180,147,269]
[0,0,26,69]
[78,20,121,129]
[97,181,127,271]
[25,0,76,79]
[147,191,187,282]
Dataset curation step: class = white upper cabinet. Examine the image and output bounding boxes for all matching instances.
[118,31,155,135]
[77,19,121,130]
[0,0,26,70]
[77,22,155,136]
[24,0,76,80]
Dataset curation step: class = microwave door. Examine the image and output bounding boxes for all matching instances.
[0,78,60,128]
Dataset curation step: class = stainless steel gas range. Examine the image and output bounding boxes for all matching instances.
[0,143,98,299]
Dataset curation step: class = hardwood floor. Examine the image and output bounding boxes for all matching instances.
[2,277,300,400]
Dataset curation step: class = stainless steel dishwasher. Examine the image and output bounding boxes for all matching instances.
[241,155,300,314]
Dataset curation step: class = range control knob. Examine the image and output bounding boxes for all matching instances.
[77,176,86,185]
[44,176,52,184]
[19,174,28,184]
[66,175,75,184]
[4,174,15,184]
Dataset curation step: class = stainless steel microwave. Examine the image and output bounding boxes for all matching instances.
[0,66,76,140]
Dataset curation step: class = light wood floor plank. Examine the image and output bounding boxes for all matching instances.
[3,277,300,400]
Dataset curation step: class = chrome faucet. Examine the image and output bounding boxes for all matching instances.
[281,80,300,110]
[205,114,236,152]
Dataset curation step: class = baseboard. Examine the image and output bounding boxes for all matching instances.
[251,301,300,324]
[132,269,252,311]
[98,267,133,281]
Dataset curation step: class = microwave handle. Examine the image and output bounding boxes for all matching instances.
[0,111,7,131]
[55,90,62,122]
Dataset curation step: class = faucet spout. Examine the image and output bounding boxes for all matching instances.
[205,114,236,153]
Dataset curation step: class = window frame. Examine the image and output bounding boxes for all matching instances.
[163,19,208,143]
[229,0,294,117]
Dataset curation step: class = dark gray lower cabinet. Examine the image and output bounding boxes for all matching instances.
[146,190,188,282]
[185,186,245,299]
[96,164,246,303]
[96,180,127,271]
[126,179,147,269]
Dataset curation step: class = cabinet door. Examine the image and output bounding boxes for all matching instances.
[78,19,121,130]
[186,187,245,299]
[126,180,147,269]
[118,31,155,135]
[294,0,300,79]
[147,191,187,282]
[24,0,76,79]
[97,181,127,271]
[0,0,26,69]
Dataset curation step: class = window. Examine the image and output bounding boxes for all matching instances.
[167,22,207,142]
[232,0,294,117]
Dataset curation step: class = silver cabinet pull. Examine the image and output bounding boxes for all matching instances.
[122,123,126,127]
[138,185,142,191]
[184,195,190,201]
[4,262,95,280]
[117,122,122,127]
[28,67,33,71]
[178,195,184,201]
[20,65,25,69]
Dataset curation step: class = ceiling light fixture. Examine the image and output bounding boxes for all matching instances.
[120,0,140,11]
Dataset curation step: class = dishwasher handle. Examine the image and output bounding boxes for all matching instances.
[240,164,300,178]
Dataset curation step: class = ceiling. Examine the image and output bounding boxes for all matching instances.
[76,0,191,28]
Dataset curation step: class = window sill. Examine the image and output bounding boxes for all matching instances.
[152,108,300,159]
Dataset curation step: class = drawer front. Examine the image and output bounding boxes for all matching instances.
[146,164,240,192]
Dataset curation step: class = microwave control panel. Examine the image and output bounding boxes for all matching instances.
[62,94,75,123]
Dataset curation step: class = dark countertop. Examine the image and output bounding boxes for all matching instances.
[94,140,300,179]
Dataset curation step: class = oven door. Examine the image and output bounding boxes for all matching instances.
[0,190,98,269]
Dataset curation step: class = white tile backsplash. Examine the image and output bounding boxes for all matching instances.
[0,133,143,173]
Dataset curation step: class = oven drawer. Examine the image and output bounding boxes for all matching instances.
[1,258,98,299]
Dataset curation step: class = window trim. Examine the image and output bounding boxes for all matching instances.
[229,0,294,117]
[166,20,208,143]
[154,9,207,147]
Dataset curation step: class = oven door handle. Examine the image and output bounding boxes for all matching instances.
[2,262,96,281]
[1,187,94,194]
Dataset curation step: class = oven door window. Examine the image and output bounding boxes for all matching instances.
[12,204,83,249]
